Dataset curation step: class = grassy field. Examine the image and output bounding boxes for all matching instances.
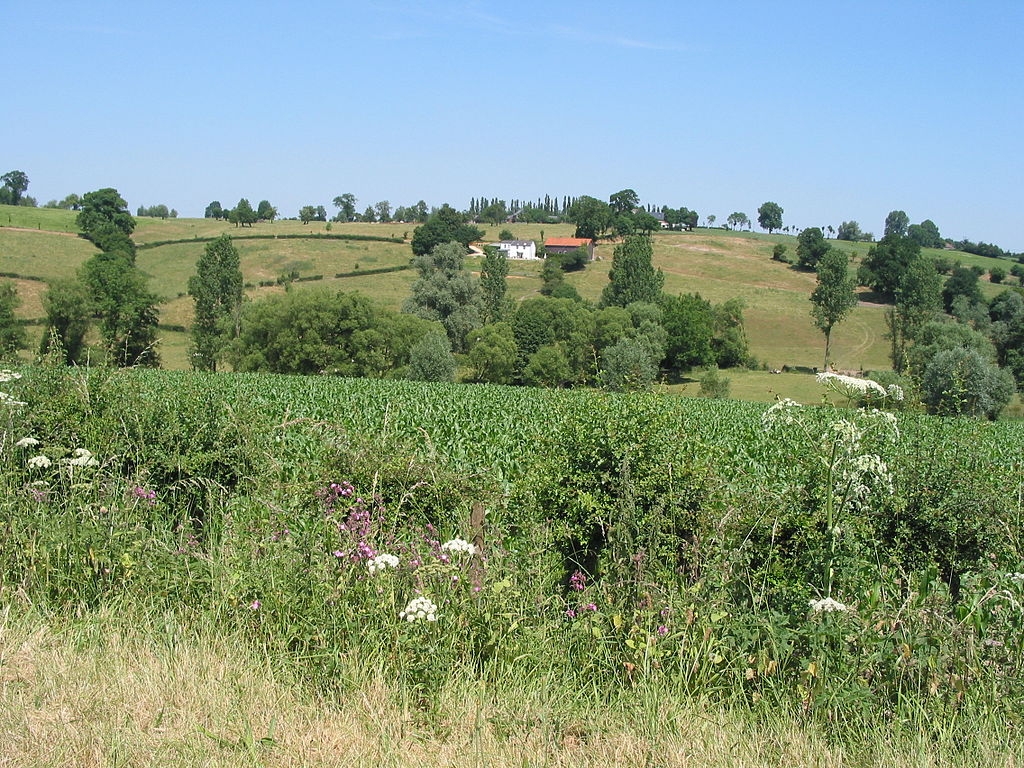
[2,204,1020,402]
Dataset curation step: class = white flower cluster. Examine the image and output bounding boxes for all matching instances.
[762,398,802,430]
[15,436,39,448]
[1009,572,1024,583]
[27,455,52,469]
[367,553,400,575]
[817,371,887,398]
[67,448,99,468]
[0,370,22,383]
[440,537,477,556]
[886,384,905,402]
[809,596,848,613]
[0,391,26,407]
[400,596,438,622]
[829,419,863,453]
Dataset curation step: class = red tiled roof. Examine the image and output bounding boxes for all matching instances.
[545,237,592,247]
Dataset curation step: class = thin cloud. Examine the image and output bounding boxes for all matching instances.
[546,23,691,52]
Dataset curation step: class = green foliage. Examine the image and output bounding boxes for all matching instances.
[810,249,858,370]
[80,252,160,367]
[942,265,983,313]
[796,227,830,270]
[522,344,572,388]
[907,219,944,249]
[229,198,257,227]
[188,235,243,372]
[230,288,432,376]
[410,204,484,257]
[601,234,664,308]
[466,322,517,384]
[698,367,731,398]
[659,293,715,372]
[0,281,27,357]
[600,336,659,392]
[836,220,868,242]
[479,246,511,324]
[39,278,92,364]
[77,188,135,239]
[567,196,613,240]
[919,346,1015,418]
[1,170,30,205]
[858,234,922,300]
[403,241,482,353]
[884,209,909,238]
[757,201,783,233]
[771,243,790,263]
[407,330,456,382]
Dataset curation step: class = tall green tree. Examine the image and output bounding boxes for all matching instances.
[658,293,715,372]
[77,188,136,239]
[1,171,29,206]
[795,227,830,270]
[609,189,640,214]
[465,322,518,384]
[600,234,664,308]
[410,204,484,257]
[205,201,224,219]
[480,245,512,323]
[907,219,943,249]
[567,196,614,240]
[332,193,357,222]
[0,281,27,356]
[403,241,482,352]
[726,212,749,230]
[80,252,160,367]
[883,210,909,238]
[886,257,943,373]
[229,198,257,227]
[188,235,244,372]
[757,201,783,233]
[256,200,277,222]
[810,248,859,370]
[39,278,92,364]
[858,234,921,300]
[407,330,456,382]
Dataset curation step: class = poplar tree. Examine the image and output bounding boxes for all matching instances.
[188,235,243,371]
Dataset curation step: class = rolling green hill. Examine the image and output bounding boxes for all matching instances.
[1,204,1019,405]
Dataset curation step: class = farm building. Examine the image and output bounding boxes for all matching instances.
[544,237,595,260]
[492,240,538,260]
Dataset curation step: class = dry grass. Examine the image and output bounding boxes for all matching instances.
[1,606,1019,768]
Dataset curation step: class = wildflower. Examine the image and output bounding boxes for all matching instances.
[440,537,477,556]
[0,370,22,382]
[657,625,668,636]
[762,398,802,429]
[67,448,99,467]
[249,599,261,611]
[565,608,577,619]
[367,553,400,575]
[131,486,157,504]
[15,436,39,448]
[1008,572,1024,583]
[27,455,52,469]
[809,596,848,613]
[0,391,26,407]
[817,371,887,398]
[886,384,904,402]
[400,596,438,623]
[585,603,598,612]
[569,569,587,591]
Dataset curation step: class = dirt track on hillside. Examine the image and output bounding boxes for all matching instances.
[0,226,78,237]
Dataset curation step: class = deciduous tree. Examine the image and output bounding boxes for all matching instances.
[757,202,783,233]
[403,241,482,352]
[77,188,135,238]
[883,210,909,238]
[0,281,27,356]
[0,170,29,206]
[39,278,92,364]
[810,248,858,370]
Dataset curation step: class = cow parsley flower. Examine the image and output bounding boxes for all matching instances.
[400,596,438,622]
[67,448,99,467]
[15,436,40,448]
[0,370,22,383]
[27,455,52,469]
[762,398,802,430]
[817,371,887,398]
[367,553,400,575]
[809,596,848,613]
[440,538,477,556]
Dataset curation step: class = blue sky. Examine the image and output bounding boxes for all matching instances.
[5,1,1023,249]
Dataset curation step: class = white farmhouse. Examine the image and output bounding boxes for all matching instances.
[492,240,538,260]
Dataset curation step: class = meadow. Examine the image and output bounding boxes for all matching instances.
[1,363,1023,765]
